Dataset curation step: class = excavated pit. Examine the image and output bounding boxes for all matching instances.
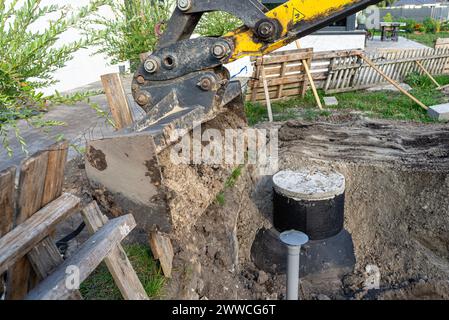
[164,117,449,300]
[70,113,449,300]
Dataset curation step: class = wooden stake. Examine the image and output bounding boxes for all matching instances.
[101,73,134,130]
[82,202,149,300]
[260,65,274,122]
[415,60,441,89]
[359,54,428,110]
[296,40,323,110]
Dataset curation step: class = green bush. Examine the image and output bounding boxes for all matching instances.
[383,12,393,23]
[423,17,437,34]
[397,17,417,33]
[441,21,449,32]
[83,0,174,71]
[195,11,242,37]
[0,0,106,155]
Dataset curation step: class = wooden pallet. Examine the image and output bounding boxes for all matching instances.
[247,48,314,103]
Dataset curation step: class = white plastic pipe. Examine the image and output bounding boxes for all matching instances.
[286,245,302,300]
[279,230,309,301]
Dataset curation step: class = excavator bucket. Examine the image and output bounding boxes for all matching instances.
[85,81,248,242]
[85,0,383,242]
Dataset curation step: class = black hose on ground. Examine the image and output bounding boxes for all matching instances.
[56,222,86,256]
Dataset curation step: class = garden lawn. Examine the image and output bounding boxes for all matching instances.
[245,74,449,125]
[403,32,449,48]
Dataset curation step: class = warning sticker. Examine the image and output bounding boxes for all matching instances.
[293,8,305,23]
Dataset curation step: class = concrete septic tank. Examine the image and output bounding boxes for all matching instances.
[251,168,356,277]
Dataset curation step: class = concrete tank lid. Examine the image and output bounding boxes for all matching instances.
[272,169,345,201]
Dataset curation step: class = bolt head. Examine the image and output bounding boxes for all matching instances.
[198,77,213,91]
[177,0,191,11]
[257,21,275,39]
[211,43,229,59]
[136,75,145,84]
[144,58,158,74]
[136,93,150,106]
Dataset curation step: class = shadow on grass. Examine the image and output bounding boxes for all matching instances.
[80,244,165,300]
[245,73,449,125]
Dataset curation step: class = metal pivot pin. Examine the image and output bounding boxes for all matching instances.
[279,230,309,301]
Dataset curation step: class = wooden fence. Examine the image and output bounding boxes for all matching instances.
[325,47,449,93]
[435,38,449,73]
[247,46,449,102]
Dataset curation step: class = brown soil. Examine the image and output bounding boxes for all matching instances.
[61,113,449,300]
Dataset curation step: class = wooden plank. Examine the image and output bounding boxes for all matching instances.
[415,60,441,88]
[42,141,68,205]
[296,41,321,109]
[101,73,134,130]
[26,214,136,300]
[7,151,49,300]
[260,66,273,122]
[0,167,16,237]
[0,193,80,275]
[149,231,174,279]
[312,49,364,60]
[0,167,15,298]
[81,202,148,300]
[276,61,287,99]
[27,237,83,300]
[359,54,428,111]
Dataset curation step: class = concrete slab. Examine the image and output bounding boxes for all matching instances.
[323,96,339,106]
[367,83,412,92]
[428,103,449,121]
[366,36,429,53]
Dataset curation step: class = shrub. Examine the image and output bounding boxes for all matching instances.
[414,23,425,33]
[397,18,417,33]
[195,11,242,37]
[383,12,393,23]
[0,0,106,155]
[83,0,174,71]
[423,17,437,34]
[441,21,449,32]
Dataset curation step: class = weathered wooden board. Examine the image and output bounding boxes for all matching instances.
[27,237,83,300]
[6,141,69,299]
[101,73,134,130]
[26,214,136,300]
[42,141,68,205]
[6,151,49,299]
[149,231,174,278]
[0,166,16,298]
[0,167,16,237]
[0,193,80,275]
[82,202,148,300]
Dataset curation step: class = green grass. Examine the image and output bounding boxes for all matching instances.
[245,73,449,125]
[80,244,165,300]
[215,165,244,206]
[402,32,449,48]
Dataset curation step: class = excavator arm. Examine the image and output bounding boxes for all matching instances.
[132,0,381,129]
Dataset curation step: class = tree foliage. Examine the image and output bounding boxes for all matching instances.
[195,11,242,37]
[82,0,174,71]
[0,0,106,155]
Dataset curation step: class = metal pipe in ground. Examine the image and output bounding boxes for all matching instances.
[280,230,309,300]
